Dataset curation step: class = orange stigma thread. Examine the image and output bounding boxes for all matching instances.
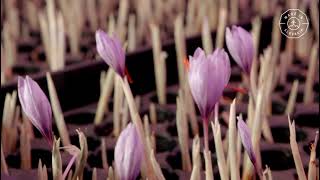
[183,57,190,71]
[226,85,247,94]
[125,67,133,83]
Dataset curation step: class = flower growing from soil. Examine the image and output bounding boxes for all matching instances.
[96,29,126,77]
[96,29,155,179]
[187,47,231,151]
[226,26,254,75]
[114,123,143,180]
[18,75,53,147]
[18,76,81,179]
[237,115,262,177]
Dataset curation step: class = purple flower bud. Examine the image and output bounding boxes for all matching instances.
[226,26,254,74]
[188,47,231,119]
[237,115,262,175]
[96,29,126,77]
[18,76,53,146]
[114,123,143,180]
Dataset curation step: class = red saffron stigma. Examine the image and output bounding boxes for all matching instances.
[226,85,247,94]
[183,57,190,71]
[125,67,133,83]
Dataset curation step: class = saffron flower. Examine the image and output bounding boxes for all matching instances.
[96,29,126,77]
[114,123,143,180]
[188,48,231,119]
[18,76,53,146]
[188,47,231,151]
[237,115,262,176]
[225,26,254,74]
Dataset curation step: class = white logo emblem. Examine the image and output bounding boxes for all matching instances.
[279,9,309,38]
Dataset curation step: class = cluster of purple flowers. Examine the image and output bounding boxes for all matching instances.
[18,25,257,180]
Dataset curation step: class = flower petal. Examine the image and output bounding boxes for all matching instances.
[60,145,80,179]
[188,48,231,119]
[236,26,254,73]
[226,27,242,67]
[237,115,262,176]
[18,76,53,146]
[225,26,254,74]
[193,47,205,59]
[96,30,126,77]
[114,123,143,180]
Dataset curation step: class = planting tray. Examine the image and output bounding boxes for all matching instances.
[1,15,319,180]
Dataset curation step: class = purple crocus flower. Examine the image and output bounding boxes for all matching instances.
[96,29,126,77]
[225,26,254,74]
[18,76,53,146]
[188,47,231,120]
[114,123,143,180]
[237,115,262,176]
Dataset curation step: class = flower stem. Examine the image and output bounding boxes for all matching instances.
[243,73,256,105]
[202,117,209,152]
[63,154,77,179]
[120,77,156,179]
